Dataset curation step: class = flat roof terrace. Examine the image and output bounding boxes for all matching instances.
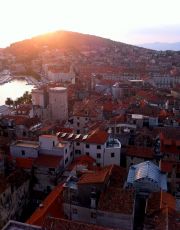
[15,140,39,148]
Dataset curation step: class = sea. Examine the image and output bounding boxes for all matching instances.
[0,80,34,105]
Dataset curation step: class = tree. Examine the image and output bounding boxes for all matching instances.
[5,97,14,107]
[22,91,32,104]
[13,100,19,109]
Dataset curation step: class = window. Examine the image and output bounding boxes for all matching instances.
[75,150,81,155]
[70,151,73,157]
[111,152,115,158]
[85,117,88,121]
[97,163,100,167]
[86,152,89,156]
[53,141,55,147]
[86,144,90,148]
[76,142,80,146]
[97,153,101,158]
[77,130,80,134]
[21,150,25,156]
[72,208,78,214]
[116,127,120,133]
[97,145,101,149]
[65,157,68,164]
[23,131,26,136]
[77,122,80,127]
[65,149,67,153]
[91,212,96,218]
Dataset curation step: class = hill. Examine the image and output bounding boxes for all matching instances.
[3,30,180,77]
[5,30,149,60]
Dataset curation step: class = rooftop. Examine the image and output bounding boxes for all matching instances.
[78,166,110,185]
[146,191,175,215]
[98,188,134,214]
[126,146,154,159]
[106,139,121,148]
[27,184,64,226]
[42,216,117,230]
[49,87,67,92]
[34,154,63,168]
[68,155,96,171]
[14,140,39,148]
[127,161,167,192]
[2,221,41,230]
[86,130,109,144]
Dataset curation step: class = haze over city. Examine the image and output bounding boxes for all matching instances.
[1,0,180,48]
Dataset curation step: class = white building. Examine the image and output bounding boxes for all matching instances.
[10,134,73,192]
[149,75,180,88]
[49,87,68,122]
[46,66,75,84]
[10,134,73,168]
[58,129,121,167]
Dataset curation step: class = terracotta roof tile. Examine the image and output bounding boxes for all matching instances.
[86,130,108,144]
[78,167,110,185]
[34,154,63,168]
[146,191,176,215]
[98,188,134,214]
[109,165,127,188]
[126,146,154,159]
[68,155,96,171]
[43,217,118,230]
[16,157,34,169]
[26,184,64,226]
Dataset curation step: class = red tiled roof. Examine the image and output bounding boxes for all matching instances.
[109,114,127,124]
[109,165,127,188]
[144,207,180,230]
[4,115,27,125]
[3,115,40,128]
[55,127,74,133]
[98,188,134,214]
[43,217,117,230]
[126,146,154,159]
[86,130,108,144]
[78,166,110,185]
[48,65,70,73]
[16,157,34,169]
[34,154,63,168]
[160,160,173,173]
[68,155,96,171]
[27,184,65,226]
[146,191,176,215]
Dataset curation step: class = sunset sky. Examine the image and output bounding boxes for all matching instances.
[0,0,180,47]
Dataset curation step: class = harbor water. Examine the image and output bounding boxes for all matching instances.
[0,80,34,105]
